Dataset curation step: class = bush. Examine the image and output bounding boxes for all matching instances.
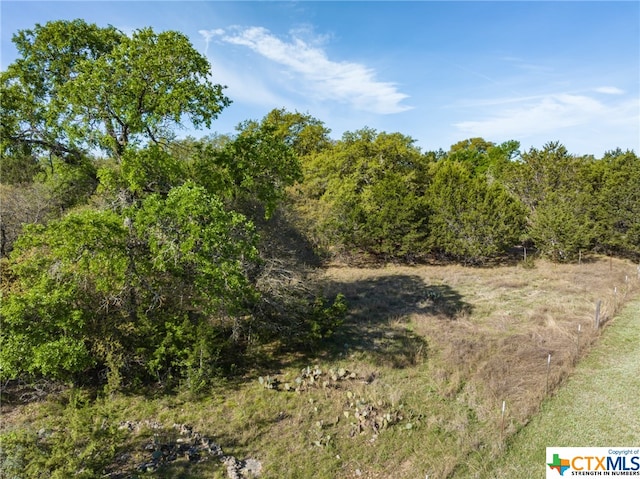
[250,259,347,348]
[0,391,124,478]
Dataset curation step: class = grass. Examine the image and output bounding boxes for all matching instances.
[1,255,639,478]
[470,295,640,478]
[319,256,636,426]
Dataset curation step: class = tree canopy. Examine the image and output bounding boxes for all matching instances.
[0,20,343,388]
[294,128,430,258]
[1,19,230,163]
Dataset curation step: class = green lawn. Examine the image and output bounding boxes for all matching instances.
[472,297,640,478]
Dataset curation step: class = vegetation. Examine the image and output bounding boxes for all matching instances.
[1,18,639,479]
[0,20,343,390]
[475,296,640,478]
[294,131,639,263]
[2,258,638,478]
[295,128,431,259]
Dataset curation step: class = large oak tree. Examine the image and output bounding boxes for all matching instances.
[1,19,229,163]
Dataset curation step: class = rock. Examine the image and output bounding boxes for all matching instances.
[241,458,262,477]
[223,456,242,479]
[222,456,263,478]
[187,446,200,462]
[128,421,261,477]
[202,436,224,456]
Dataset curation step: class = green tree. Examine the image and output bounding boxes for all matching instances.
[427,161,526,263]
[217,118,303,218]
[448,137,495,174]
[97,144,187,200]
[296,128,430,258]
[591,149,640,258]
[486,140,522,179]
[185,118,302,221]
[1,19,229,163]
[1,19,231,251]
[1,22,343,390]
[1,19,121,165]
[528,192,593,262]
[261,108,333,157]
[448,138,521,177]
[0,209,128,381]
[501,142,598,260]
[0,183,259,386]
[501,141,590,212]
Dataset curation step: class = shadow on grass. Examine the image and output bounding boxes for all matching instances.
[316,274,473,368]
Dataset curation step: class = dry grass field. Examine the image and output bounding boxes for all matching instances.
[1,255,639,478]
[320,256,638,420]
[475,295,640,478]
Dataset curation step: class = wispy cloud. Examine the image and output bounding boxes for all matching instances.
[594,86,625,95]
[500,56,554,74]
[454,92,639,152]
[199,26,412,115]
[455,94,598,137]
[214,61,289,109]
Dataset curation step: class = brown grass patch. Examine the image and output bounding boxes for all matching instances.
[318,255,640,429]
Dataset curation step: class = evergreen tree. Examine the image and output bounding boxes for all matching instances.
[427,161,525,264]
[591,149,640,258]
[502,142,596,261]
[296,128,430,259]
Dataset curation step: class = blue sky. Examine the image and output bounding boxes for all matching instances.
[2,1,639,156]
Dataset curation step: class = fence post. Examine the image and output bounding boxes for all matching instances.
[500,400,506,446]
[546,353,551,394]
[594,299,602,329]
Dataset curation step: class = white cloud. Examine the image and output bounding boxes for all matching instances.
[199,28,226,56]
[594,86,625,95]
[200,28,292,109]
[208,57,287,108]
[455,94,603,137]
[199,26,412,115]
[453,92,639,154]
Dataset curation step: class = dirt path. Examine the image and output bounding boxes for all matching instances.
[476,296,640,478]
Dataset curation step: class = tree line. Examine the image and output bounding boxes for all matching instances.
[1,20,638,389]
[292,129,639,264]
